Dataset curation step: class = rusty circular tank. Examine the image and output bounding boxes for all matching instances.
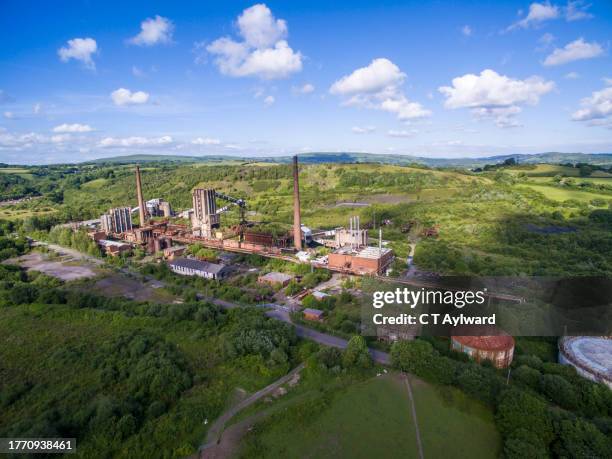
[451,333,515,368]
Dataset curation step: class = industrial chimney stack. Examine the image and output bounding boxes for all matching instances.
[292,155,302,250]
[135,165,147,226]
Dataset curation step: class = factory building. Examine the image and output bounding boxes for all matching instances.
[335,216,368,248]
[328,245,394,275]
[146,198,173,218]
[168,257,229,279]
[559,336,612,389]
[451,334,515,369]
[192,189,220,238]
[100,207,133,234]
[98,239,132,257]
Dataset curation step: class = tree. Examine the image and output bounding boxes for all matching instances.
[512,365,541,390]
[316,347,342,369]
[496,388,554,446]
[540,374,579,411]
[390,339,436,375]
[553,418,612,458]
[503,428,548,459]
[342,336,371,369]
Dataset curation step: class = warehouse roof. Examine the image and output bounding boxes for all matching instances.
[169,257,226,274]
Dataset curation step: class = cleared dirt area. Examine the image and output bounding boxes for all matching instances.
[5,252,98,281]
[89,274,179,303]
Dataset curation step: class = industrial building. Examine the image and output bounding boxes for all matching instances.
[258,272,294,287]
[451,334,515,368]
[335,216,368,248]
[100,207,133,234]
[98,239,132,257]
[191,188,220,238]
[559,336,612,389]
[328,245,394,275]
[163,245,186,260]
[168,257,229,279]
[146,198,172,217]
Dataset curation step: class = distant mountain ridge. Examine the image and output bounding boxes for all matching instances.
[85,152,612,168]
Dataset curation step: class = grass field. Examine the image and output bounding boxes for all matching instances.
[506,164,580,177]
[0,168,30,174]
[239,373,500,459]
[515,183,612,204]
[411,379,501,459]
[81,178,109,189]
[0,208,57,220]
[525,176,612,186]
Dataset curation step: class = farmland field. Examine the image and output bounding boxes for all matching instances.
[515,183,612,203]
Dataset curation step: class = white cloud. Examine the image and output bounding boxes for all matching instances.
[33,103,41,114]
[110,88,150,106]
[51,134,71,144]
[207,4,302,79]
[387,129,417,137]
[0,131,47,148]
[571,87,612,128]
[128,15,174,46]
[192,137,221,145]
[58,38,98,69]
[536,32,555,51]
[192,41,207,65]
[508,2,560,30]
[132,66,145,77]
[565,1,593,21]
[352,126,376,134]
[237,3,287,48]
[298,83,315,94]
[330,58,405,95]
[461,25,472,36]
[3,111,14,119]
[439,69,554,128]
[603,77,612,86]
[99,136,173,148]
[564,72,580,79]
[330,58,430,121]
[263,95,275,106]
[53,123,93,133]
[543,38,603,66]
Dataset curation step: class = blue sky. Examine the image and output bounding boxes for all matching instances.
[0,0,611,164]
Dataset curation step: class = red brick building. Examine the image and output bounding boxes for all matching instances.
[328,246,394,275]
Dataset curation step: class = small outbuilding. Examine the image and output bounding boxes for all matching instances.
[258,271,293,287]
[303,308,324,321]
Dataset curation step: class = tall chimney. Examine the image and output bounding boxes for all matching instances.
[135,165,147,226]
[292,155,302,250]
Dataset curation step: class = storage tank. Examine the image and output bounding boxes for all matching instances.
[559,336,612,389]
[451,334,515,368]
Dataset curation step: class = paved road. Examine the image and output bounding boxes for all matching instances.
[266,308,391,365]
